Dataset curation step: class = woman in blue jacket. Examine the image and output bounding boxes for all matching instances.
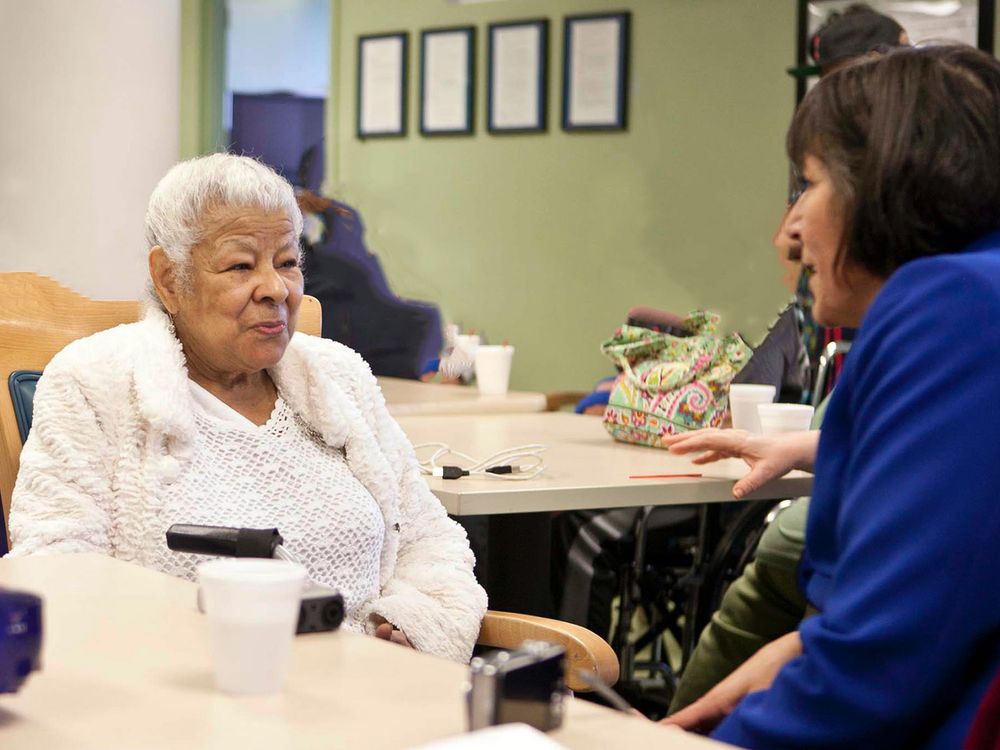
[664,45,1000,748]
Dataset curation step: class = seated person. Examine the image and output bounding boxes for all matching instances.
[662,45,1000,747]
[668,453,816,713]
[669,4,909,713]
[668,163,823,716]
[296,188,444,381]
[787,3,909,398]
[7,154,487,663]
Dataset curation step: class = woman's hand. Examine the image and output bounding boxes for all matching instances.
[661,631,802,734]
[664,429,819,499]
[372,615,415,649]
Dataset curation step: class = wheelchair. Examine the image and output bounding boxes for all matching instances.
[607,498,783,716]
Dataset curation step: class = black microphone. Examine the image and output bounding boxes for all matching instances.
[164,523,344,634]
[166,524,284,559]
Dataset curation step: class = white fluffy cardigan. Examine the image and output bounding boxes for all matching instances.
[8,308,487,663]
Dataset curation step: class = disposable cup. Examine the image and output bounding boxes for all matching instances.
[728,384,776,433]
[198,558,307,694]
[757,403,815,435]
[475,345,515,396]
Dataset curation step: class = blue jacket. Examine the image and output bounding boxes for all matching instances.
[714,231,1000,749]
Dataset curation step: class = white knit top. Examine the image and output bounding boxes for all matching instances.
[157,381,385,631]
[11,311,487,662]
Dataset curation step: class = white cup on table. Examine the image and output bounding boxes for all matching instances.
[728,384,776,433]
[198,558,307,694]
[475,345,515,396]
[757,403,815,435]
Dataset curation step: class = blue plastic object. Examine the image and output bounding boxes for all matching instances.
[8,370,41,444]
[0,588,42,693]
[4,370,42,555]
[574,389,611,414]
[573,376,617,414]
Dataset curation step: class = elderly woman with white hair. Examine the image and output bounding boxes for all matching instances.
[8,154,487,662]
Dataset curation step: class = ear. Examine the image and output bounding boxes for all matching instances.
[148,246,181,315]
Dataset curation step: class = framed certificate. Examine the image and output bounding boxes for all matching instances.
[487,19,548,134]
[419,26,475,135]
[562,12,630,132]
[357,32,408,139]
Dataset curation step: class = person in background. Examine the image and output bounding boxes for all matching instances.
[791,3,908,399]
[8,154,487,663]
[666,3,910,714]
[665,44,1000,747]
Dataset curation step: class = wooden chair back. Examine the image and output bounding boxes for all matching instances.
[478,610,620,692]
[0,272,321,546]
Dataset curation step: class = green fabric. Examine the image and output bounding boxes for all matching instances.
[669,549,808,712]
[668,394,830,713]
[755,495,809,568]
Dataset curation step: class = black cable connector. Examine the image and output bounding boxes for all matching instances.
[485,465,514,475]
[439,465,470,480]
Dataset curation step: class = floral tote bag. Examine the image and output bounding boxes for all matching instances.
[601,311,751,448]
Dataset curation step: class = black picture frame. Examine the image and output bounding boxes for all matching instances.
[356,31,409,139]
[487,18,549,135]
[419,26,475,136]
[792,0,995,102]
[562,11,630,132]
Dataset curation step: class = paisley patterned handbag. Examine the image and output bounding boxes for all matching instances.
[601,312,752,448]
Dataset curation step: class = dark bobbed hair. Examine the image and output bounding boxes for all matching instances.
[810,3,904,68]
[788,45,1000,279]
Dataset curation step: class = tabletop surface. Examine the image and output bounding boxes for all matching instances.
[378,377,547,417]
[398,412,813,515]
[0,554,733,750]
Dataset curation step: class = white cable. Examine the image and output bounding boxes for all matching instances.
[413,442,548,480]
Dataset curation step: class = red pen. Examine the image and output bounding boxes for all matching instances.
[628,473,703,479]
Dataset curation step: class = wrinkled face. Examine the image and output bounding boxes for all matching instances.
[172,205,303,377]
[790,155,882,327]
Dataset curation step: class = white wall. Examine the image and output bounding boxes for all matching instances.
[225,0,329,127]
[0,0,180,300]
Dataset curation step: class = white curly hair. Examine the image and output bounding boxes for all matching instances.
[144,153,303,307]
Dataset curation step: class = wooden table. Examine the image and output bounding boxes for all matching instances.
[0,554,732,750]
[398,412,813,674]
[397,412,812,516]
[379,377,547,417]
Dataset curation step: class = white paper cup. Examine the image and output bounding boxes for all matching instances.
[475,345,514,396]
[198,559,307,694]
[757,403,815,435]
[728,384,777,433]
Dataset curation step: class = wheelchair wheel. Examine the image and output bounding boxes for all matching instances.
[702,500,784,616]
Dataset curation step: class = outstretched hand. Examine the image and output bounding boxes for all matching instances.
[664,429,818,498]
[661,631,802,734]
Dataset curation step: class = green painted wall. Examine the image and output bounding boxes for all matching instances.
[327,0,797,391]
[180,0,227,160]
[175,2,1000,391]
